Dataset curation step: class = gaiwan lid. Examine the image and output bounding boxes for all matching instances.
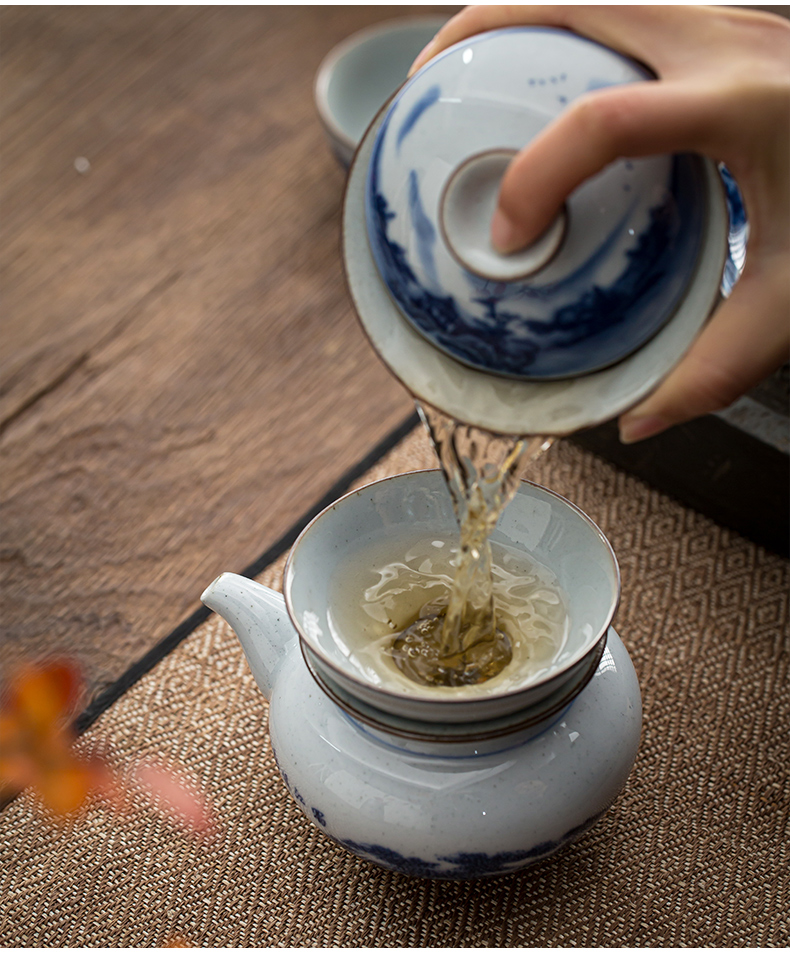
[344,27,733,434]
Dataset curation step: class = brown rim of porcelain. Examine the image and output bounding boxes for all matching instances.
[300,633,608,743]
[282,468,621,709]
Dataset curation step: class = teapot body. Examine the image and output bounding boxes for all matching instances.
[202,475,642,880]
[268,628,641,880]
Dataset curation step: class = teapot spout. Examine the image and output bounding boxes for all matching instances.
[201,573,296,701]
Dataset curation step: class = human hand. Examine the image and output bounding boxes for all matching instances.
[410,6,790,443]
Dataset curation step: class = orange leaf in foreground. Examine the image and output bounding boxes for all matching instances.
[1,661,216,835]
[0,661,102,816]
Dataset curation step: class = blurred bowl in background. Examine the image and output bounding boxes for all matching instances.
[314,16,448,168]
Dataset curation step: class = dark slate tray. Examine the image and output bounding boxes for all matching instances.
[572,367,789,558]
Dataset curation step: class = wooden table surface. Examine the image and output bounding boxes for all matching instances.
[0,6,452,700]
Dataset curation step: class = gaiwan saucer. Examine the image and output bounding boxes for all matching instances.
[344,27,733,436]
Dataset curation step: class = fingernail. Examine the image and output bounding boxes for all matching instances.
[408,39,436,77]
[491,208,524,254]
[619,414,670,444]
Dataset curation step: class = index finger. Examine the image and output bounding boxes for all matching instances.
[408,4,722,77]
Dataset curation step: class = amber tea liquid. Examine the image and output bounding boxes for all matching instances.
[386,403,551,687]
[330,526,569,696]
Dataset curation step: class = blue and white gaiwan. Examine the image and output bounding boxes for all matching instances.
[202,29,741,880]
[345,27,737,435]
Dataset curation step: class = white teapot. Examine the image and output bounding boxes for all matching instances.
[202,471,642,879]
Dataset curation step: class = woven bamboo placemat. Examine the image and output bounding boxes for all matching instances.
[1,426,787,947]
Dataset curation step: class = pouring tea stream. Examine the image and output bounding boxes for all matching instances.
[202,27,738,879]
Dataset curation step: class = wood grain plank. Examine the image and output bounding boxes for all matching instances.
[1,6,449,696]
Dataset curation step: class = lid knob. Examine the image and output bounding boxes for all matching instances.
[440,150,567,282]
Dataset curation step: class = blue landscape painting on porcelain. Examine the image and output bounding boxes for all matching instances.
[339,808,605,879]
[364,27,712,381]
